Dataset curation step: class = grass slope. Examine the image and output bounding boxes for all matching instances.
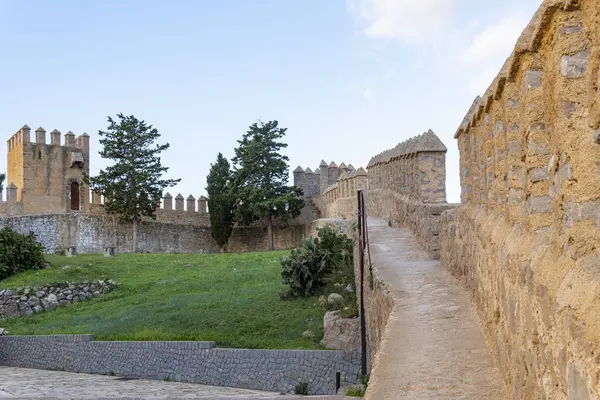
[0,252,325,349]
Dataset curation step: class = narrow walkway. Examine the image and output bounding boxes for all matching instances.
[365,219,507,400]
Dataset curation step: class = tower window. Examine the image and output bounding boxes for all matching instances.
[70,182,80,211]
[38,150,42,160]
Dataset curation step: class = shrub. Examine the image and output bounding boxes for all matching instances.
[294,381,309,395]
[0,226,46,280]
[281,225,354,299]
[346,385,365,397]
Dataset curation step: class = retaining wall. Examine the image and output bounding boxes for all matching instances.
[0,335,360,395]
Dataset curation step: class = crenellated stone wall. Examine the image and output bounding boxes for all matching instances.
[442,1,600,398]
[367,130,456,258]
[319,169,368,219]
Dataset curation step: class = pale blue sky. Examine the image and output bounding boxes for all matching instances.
[0,0,542,203]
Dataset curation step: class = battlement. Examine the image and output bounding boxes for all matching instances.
[293,161,355,197]
[90,191,208,214]
[7,125,89,153]
[367,130,447,204]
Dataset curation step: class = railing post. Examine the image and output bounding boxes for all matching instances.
[357,189,367,377]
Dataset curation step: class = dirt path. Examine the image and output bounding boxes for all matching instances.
[364,219,507,400]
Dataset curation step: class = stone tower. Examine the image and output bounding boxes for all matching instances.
[6,125,90,213]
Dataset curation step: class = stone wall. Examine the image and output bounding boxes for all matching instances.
[0,214,304,254]
[368,190,456,258]
[366,131,456,258]
[443,1,600,398]
[353,236,394,370]
[0,280,117,319]
[0,335,361,395]
[319,169,368,219]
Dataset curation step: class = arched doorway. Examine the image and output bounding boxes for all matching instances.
[70,182,80,211]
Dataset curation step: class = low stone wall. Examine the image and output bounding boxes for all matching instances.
[441,207,599,399]
[307,218,355,239]
[0,335,361,395]
[368,189,457,258]
[353,237,394,370]
[0,214,304,254]
[0,280,117,319]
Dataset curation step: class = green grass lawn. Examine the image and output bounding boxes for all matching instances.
[0,252,326,349]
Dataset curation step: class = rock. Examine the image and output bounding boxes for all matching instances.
[64,290,72,295]
[302,330,315,339]
[18,302,33,316]
[27,297,40,307]
[78,294,86,301]
[20,295,28,301]
[344,284,354,293]
[23,288,30,295]
[58,300,70,307]
[83,286,89,292]
[327,293,344,307]
[0,328,5,336]
[93,291,100,297]
[41,294,58,311]
[108,280,117,286]
[35,291,45,298]
[32,305,43,313]
[57,294,66,301]
[320,311,360,351]
[4,290,13,297]
[66,295,73,301]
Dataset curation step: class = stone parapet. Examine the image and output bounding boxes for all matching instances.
[443,1,600,398]
[368,189,457,259]
[441,206,600,399]
[0,335,360,395]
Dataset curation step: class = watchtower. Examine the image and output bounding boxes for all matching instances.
[6,125,90,214]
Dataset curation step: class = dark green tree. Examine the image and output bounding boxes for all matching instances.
[86,113,180,252]
[232,120,305,250]
[206,153,235,252]
[0,173,5,196]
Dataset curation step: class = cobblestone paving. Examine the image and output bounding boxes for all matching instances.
[0,367,349,399]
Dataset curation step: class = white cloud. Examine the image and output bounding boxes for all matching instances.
[461,13,529,65]
[363,87,373,99]
[348,0,456,43]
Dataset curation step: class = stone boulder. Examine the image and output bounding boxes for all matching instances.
[320,311,360,351]
[327,293,344,308]
[41,294,58,311]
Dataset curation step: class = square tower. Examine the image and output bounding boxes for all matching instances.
[6,125,91,214]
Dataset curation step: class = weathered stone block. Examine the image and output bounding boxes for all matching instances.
[560,22,583,36]
[561,101,577,118]
[525,70,543,89]
[528,196,552,214]
[530,168,549,183]
[567,366,591,400]
[560,50,589,78]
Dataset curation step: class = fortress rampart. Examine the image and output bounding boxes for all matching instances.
[441,0,600,398]
[366,130,456,258]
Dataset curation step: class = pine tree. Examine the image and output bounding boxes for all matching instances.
[206,153,235,252]
[0,173,5,197]
[86,113,180,252]
[232,120,305,250]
